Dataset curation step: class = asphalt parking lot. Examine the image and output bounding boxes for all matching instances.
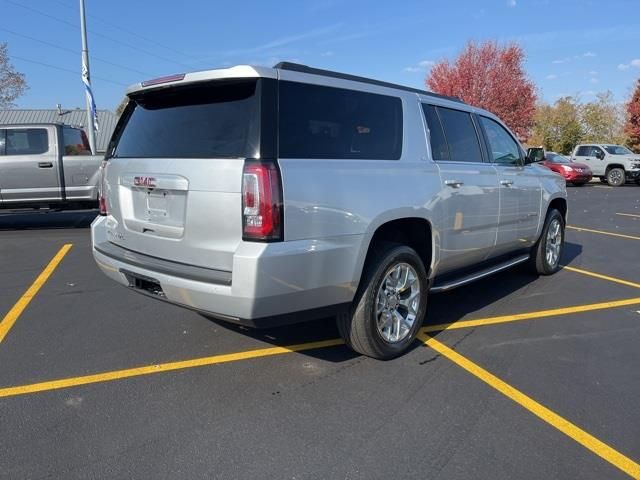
[1,183,639,479]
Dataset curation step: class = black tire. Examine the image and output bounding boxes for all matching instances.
[529,208,565,275]
[606,167,625,187]
[571,182,586,187]
[635,179,640,186]
[336,243,428,360]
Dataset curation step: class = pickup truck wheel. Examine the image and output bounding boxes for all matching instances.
[530,209,564,275]
[606,168,625,187]
[337,243,428,360]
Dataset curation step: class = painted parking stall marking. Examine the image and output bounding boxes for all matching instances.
[0,243,72,344]
[420,333,640,479]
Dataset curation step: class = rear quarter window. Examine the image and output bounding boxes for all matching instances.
[278,82,403,160]
[4,128,49,155]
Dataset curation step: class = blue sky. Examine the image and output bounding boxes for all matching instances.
[3,0,640,111]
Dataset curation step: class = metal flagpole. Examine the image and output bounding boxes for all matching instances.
[79,0,98,155]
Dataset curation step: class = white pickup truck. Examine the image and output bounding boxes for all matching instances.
[0,123,103,210]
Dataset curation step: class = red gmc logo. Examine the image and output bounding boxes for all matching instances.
[134,176,156,188]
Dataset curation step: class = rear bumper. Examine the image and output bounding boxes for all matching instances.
[91,216,362,326]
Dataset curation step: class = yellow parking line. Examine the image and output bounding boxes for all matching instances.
[616,213,640,219]
[0,338,344,399]
[2,296,639,399]
[422,297,640,332]
[564,266,640,290]
[420,334,640,479]
[0,244,72,344]
[567,226,640,241]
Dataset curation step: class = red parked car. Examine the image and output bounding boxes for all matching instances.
[528,148,592,186]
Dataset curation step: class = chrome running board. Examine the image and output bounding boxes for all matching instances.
[430,254,530,293]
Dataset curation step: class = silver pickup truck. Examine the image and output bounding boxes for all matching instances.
[0,123,102,210]
[92,63,567,359]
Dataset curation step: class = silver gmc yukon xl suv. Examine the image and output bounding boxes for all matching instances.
[92,63,567,359]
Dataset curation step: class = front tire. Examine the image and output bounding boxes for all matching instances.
[606,168,625,187]
[530,208,565,275]
[337,243,428,360]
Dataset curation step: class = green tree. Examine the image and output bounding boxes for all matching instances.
[530,97,582,154]
[624,79,640,153]
[0,42,28,108]
[580,91,626,144]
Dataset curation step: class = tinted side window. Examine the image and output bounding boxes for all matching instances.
[279,82,403,160]
[576,146,590,156]
[63,127,91,156]
[591,146,604,157]
[5,128,49,155]
[436,107,482,163]
[421,104,449,161]
[480,116,521,165]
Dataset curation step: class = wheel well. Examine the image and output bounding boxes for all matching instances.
[365,218,432,272]
[606,164,625,173]
[548,198,567,222]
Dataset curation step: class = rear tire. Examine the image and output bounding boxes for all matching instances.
[337,243,428,360]
[606,168,625,187]
[529,208,565,275]
[571,182,585,187]
[635,179,640,186]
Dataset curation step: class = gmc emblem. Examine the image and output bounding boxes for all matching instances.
[134,176,156,188]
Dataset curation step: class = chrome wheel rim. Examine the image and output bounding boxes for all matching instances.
[609,170,623,185]
[545,219,562,267]
[375,263,421,343]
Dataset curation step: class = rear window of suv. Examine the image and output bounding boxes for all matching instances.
[111,80,261,159]
[278,82,403,160]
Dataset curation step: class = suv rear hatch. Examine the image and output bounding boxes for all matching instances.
[101,77,275,273]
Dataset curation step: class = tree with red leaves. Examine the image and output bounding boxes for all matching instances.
[625,79,640,153]
[426,41,536,139]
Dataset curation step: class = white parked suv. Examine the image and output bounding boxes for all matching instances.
[92,63,567,359]
[571,144,640,186]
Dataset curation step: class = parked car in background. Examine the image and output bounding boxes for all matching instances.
[536,150,592,186]
[571,144,640,186]
[92,62,567,359]
[0,123,102,210]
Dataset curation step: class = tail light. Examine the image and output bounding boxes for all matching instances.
[98,160,109,216]
[242,161,283,241]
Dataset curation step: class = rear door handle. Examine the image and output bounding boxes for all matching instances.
[38,162,53,168]
[500,179,514,187]
[444,180,464,188]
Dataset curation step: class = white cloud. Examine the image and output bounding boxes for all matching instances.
[546,74,558,80]
[320,51,334,57]
[552,59,565,64]
[590,78,599,84]
[618,59,640,70]
[589,70,598,75]
[583,51,597,57]
[507,0,517,7]
[403,59,435,73]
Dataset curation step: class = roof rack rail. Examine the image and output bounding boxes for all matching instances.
[273,62,465,104]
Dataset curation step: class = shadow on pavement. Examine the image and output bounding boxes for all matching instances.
[0,210,98,230]
[208,243,584,362]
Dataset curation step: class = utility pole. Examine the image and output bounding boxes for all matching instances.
[79,0,97,155]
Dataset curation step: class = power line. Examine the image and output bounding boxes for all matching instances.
[10,54,128,87]
[0,27,152,77]
[48,0,201,60]
[4,0,194,70]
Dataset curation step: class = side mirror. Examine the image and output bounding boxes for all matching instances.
[524,155,534,165]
